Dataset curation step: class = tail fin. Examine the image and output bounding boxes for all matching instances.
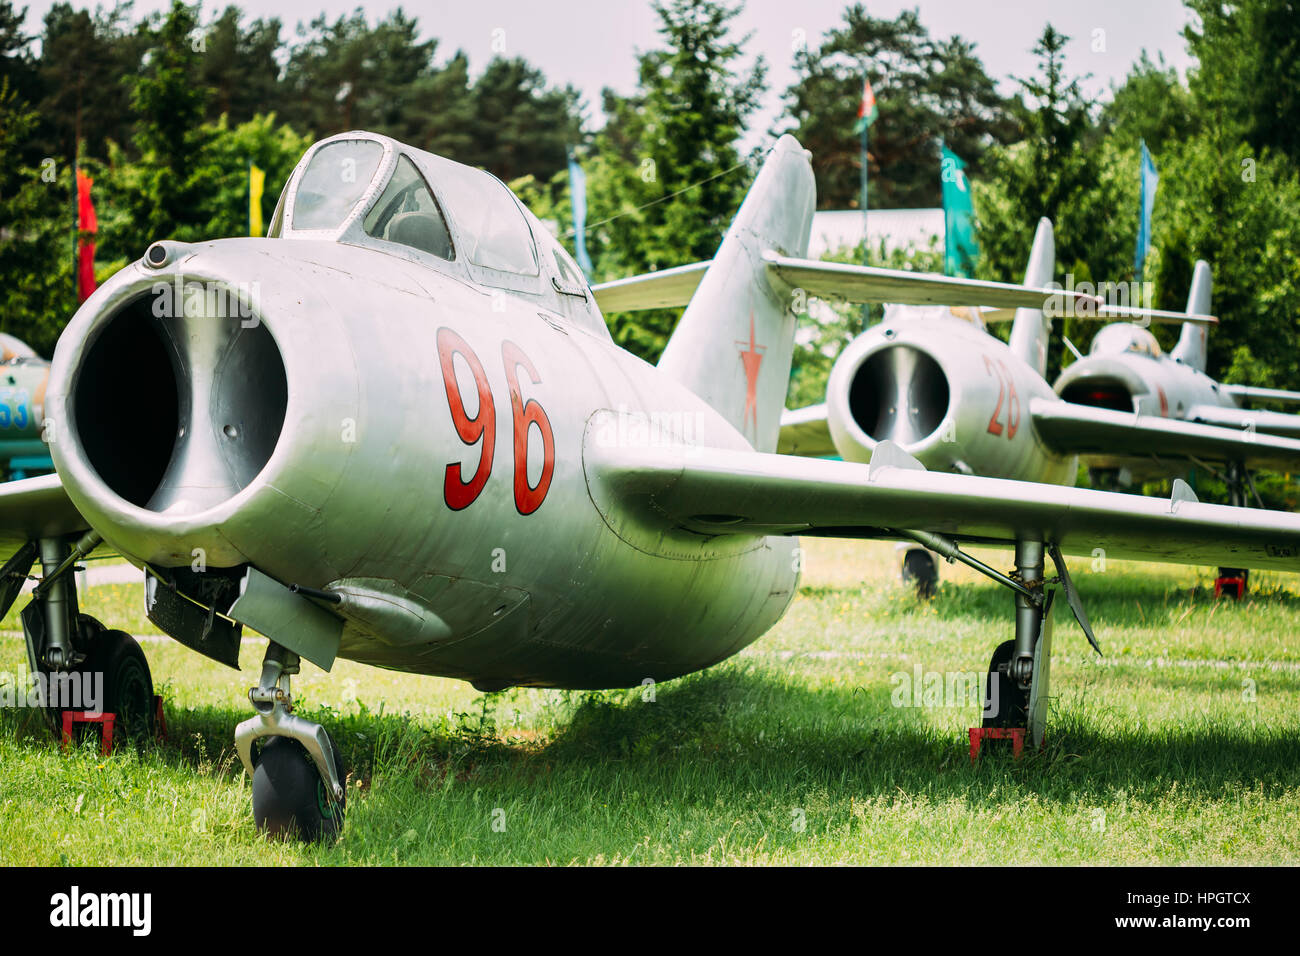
[1007,217,1056,377]
[1170,260,1211,372]
[657,134,815,452]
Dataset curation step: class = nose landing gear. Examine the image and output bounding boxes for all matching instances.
[235,642,346,841]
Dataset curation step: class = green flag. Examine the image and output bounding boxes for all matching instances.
[941,145,979,277]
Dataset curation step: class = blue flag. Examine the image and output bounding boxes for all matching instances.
[1135,140,1159,279]
[567,149,594,279]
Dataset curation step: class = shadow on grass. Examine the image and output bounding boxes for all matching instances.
[5,661,1294,820]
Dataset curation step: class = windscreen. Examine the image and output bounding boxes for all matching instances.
[291,140,385,231]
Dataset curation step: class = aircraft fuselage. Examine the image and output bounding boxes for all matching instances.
[47,238,798,690]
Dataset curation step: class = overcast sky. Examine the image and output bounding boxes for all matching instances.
[20,0,1200,146]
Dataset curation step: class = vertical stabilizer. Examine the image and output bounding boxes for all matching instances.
[657,135,815,452]
[1170,260,1211,372]
[1007,217,1056,377]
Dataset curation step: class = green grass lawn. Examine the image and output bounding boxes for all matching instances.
[1,540,1298,865]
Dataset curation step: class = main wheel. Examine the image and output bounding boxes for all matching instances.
[44,626,155,748]
[86,629,156,745]
[1216,567,1248,599]
[253,734,346,842]
[982,639,1029,729]
[900,547,938,600]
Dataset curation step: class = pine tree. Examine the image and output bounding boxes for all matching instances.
[780,4,1015,210]
[587,0,764,361]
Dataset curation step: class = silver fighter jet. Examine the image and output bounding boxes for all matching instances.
[4,132,1300,839]
[722,222,1300,595]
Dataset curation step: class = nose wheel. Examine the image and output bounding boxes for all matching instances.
[236,642,347,842]
[253,734,346,841]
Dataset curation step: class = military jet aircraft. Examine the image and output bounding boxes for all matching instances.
[1040,263,1300,594]
[6,132,1300,841]
[1046,265,1300,496]
[1053,265,1300,452]
[633,219,1300,594]
[0,333,54,479]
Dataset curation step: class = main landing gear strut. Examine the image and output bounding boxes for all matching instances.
[896,529,1102,751]
[1,533,158,748]
[1215,461,1256,600]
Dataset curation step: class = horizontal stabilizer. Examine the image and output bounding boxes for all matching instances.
[1220,384,1300,407]
[594,252,1219,326]
[591,261,709,313]
[777,404,836,457]
[1187,403,1300,439]
[761,253,1218,324]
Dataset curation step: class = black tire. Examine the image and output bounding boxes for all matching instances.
[252,734,346,842]
[85,630,156,745]
[43,626,154,748]
[982,639,1029,729]
[901,548,938,600]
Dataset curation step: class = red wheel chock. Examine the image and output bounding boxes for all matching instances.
[969,727,1027,763]
[1214,576,1246,600]
[61,695,167,755]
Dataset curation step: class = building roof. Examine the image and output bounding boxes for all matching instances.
[808,208,943,258]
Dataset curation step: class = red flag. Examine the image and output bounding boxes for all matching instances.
[76,169,97,302]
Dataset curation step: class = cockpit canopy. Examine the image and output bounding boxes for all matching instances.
[267,132,606,338]
[289,139,386,233]
[1089,323,1162,359]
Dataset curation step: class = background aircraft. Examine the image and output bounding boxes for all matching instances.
[0,334,53,479]
[1052,261,1300,455]
[4,133,1300,843]
[604,220,1300,595]
[1039,263,1300,595]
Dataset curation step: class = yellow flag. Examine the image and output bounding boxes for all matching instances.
[249,163,265,236]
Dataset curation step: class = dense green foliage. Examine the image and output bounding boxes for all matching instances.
[780,3,1017,210]
[583,0,766,359]
[0,0,1296,403]
[974,4,1300,392]
[0,0,584,349]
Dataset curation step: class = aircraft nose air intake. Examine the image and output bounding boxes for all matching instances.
[69,282,288,515]
[848,344,950,447]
